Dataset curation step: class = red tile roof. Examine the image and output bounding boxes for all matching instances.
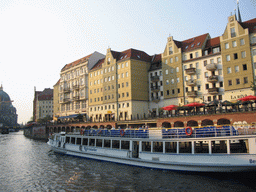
[181,33,209,52]
[61,54,92,72]
[38,88,53,100]
[205,37,220,48]
[91,58,105,70]
[111,48,152,62]
[240,18,256,33]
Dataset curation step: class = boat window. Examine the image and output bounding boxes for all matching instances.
[153,142,163,153]
[89,139,95,146]
[96,139,102,147]
[77,138,81,145]
[104,139,110,148]
[142,141,151,152]
[179,142,192,153]
[212,140,227,153]
[195,141,209,153]
[165,142,177,153]
[82,138,88,145]
[112,140,120,149]
[230,139,249,153]
[121,141,129,150]
[66,137,70,143]
[71,137,75,144]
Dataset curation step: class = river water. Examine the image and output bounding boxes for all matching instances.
[0,132,255,192]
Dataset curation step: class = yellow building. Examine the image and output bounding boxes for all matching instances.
[220,15,256,101]
[88,48,153,122]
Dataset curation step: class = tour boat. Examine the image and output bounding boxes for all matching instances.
[47,126,256,172]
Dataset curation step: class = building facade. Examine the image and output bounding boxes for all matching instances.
[33,88,53,121]
[57,51,105,120]
[54,8,256,122]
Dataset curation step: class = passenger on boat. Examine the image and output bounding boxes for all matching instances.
[111,126,115,130]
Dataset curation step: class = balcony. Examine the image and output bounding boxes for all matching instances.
[64,87,70,93]
[152,97,160,103]
[208,87,219,95]
[207,75,218,83]
[187,91,197,97]
[206,63,217,71]
[73,96,80,100]
[61,98,71,103]
[185,68,196,75]
[151,86,160,92]
[186,79,197,86]
[73,85,79,90]
[150,76,160,82]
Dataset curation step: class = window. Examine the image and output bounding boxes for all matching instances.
[240,38,245,46]
[236,78,240,85]
[218,69,222,75]
[198,85,201,91]
[171,79,174,84]
[177,88,180,93]
[195,52,199,58]
[253,49,256,56]
[183,55,187,61]
[126,72,128,77]
[234,53,238,60]
[241,51,246,58]
[176,67,179,72]
[169,47,173,54]
[166,80,169,85]
[175,56,178,62]
[228,80,232,86]
[190,53,193,59]
[213,47,220,53]
[227,67,231,74]
[196,62,199,68]
[226,55,230,61]
[204,60,207,66]
[244,77,248,84]
[126,82,129,87]
[165,60,168,64]
[165,69,168,74]
[225,43,229,49]
[167,90,169,95]
[205,72,208,78]
[235,65,239,72]
[252,36,256,44]
[125,62,128,67]
[210,59,214,64]
[243,64,247,71]
[177,78,180,83]
[170,58,173,63]
[231,27,236,37]
[206,84,209,89]
[217,57,221,64]
[232,40,237,47]
[219,81,223,87]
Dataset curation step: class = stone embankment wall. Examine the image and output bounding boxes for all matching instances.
[23,126,48,141]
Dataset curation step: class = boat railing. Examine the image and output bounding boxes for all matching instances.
[64,124,256,139]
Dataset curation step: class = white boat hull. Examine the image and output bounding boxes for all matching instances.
[48,140,256,172]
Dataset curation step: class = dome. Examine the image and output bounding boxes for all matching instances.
[0,86,11,102]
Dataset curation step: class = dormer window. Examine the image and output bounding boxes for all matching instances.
[137,55,140,58]
[185,46,188,49]
[191,44,194,48]
[204,50,208,56]
[197,42,201,46]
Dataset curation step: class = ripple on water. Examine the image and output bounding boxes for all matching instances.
[0,132,255,191]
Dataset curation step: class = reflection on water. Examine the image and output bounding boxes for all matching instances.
[0,132,255,191]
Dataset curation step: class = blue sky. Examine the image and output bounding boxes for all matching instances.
[0,0,255,124]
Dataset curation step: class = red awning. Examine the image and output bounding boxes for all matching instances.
[162,105,178,111]
[184,102,205,107]
[238,95,256,102]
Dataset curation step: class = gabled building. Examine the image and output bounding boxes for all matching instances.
[88,48,153,122]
